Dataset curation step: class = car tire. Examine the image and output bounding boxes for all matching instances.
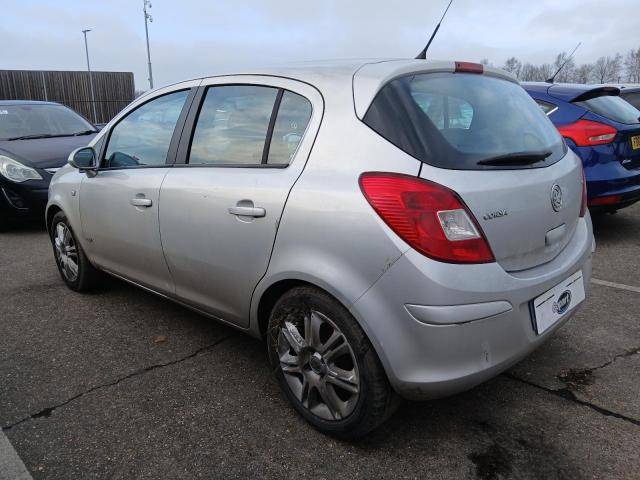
[267,286,399,439]
[50,211,100,292]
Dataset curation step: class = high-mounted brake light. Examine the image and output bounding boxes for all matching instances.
[557,119,617,147]
[359,172,494,264]
[454,61,484,74]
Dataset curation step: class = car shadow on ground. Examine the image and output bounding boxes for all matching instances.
[590,209,640,244]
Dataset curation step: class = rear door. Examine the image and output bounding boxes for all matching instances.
[159,77,322,327]
[80,85,196,293]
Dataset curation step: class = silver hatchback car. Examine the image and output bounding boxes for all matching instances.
[47,59,594,438]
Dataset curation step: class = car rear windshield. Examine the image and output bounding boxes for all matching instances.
[363,72,566,170]
[0,104,94,140]
[574,94,640,125]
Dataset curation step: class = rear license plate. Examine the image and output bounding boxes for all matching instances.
[631,135,640,150]
[531,270,585,335]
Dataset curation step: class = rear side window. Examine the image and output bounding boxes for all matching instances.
[535,99,558,115]
[189,85,278,165]
[575,95,640,124]
[267,91,312,165]
[363,73,566,170]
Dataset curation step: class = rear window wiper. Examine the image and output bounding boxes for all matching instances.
[477,150,552,166]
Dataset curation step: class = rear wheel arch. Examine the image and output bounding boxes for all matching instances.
[256,277,361,341]
[257,279,316,340]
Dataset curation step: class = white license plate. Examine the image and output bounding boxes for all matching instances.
[532,271,585,335]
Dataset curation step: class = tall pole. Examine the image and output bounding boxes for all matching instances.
[143,0,154,89]
[82,29,98,124]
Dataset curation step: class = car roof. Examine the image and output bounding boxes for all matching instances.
[151,58,517,116]
[0,99,61,106]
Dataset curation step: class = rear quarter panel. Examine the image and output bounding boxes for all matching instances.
[249,83,422,335]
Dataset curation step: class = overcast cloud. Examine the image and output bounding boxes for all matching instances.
[1,0,637,89]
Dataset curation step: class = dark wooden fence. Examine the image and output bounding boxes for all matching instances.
[0,70,135,124]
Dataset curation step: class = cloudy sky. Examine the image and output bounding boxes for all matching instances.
[2,0,637,89]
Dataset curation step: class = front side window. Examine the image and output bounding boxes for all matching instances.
[267,91,312,165]
[103,90,189,168]
[189,85,278,165]
[0,104,94,140]
[364,73,566,170]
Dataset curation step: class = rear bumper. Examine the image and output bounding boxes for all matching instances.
[351,216,594,400]
[582,154,640,209]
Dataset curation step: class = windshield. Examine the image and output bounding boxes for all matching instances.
[363,72,566,170]
[0,104,94,140]
[575,95,640,125]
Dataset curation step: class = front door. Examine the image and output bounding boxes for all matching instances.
[159,79,321,326]
[80,88,193,294]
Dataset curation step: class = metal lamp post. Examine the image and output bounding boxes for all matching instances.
[82,29,98,124]
[143,0,154,89]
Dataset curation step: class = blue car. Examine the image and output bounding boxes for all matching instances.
[523,83,640,212]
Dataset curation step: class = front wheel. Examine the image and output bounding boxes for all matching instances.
[267,286,398,439]
[50,211,100,291]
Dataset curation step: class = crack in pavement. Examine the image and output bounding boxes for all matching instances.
[556,346,640,391]
[503,372,640,427]
[1,335,235,432]
[584,345,640,373]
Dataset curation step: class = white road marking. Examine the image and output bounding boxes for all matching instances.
[591,278,640,294]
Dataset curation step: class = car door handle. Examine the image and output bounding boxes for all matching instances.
[228,206,266,217]
[130,198,153,207]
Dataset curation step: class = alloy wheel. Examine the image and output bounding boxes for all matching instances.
[277,310,360,421]
[54,222,79,282]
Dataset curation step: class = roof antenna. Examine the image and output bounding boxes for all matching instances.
[415,0,454,60]
[546,41,582,83]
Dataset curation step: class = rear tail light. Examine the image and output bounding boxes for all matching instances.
[558,119,617,147]
[359,172,494,264]
[579,168,588,217]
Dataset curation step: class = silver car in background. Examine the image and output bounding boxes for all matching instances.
[47,59,594,438]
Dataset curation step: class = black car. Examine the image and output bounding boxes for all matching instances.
[0,100,97,228]
[619,85,640,110]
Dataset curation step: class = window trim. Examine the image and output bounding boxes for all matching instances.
[175,83,312,169]
[98,88,197,170]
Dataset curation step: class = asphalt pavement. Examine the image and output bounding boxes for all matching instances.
[1,205,639,479]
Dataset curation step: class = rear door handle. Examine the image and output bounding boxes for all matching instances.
[228,206,266,217]
[130,198,153,207]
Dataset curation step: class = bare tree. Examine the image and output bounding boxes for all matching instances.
[489,46,640,84]
[593,54,623,83]
[573,64,594,84]
[552,52,576,83]
[502,57,522,78]
[624,48,640,83]
[518,63,553,82]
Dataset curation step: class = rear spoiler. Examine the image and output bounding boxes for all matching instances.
[567,86,620,103]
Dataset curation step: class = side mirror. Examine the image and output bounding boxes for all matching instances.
[68,147,97,173]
